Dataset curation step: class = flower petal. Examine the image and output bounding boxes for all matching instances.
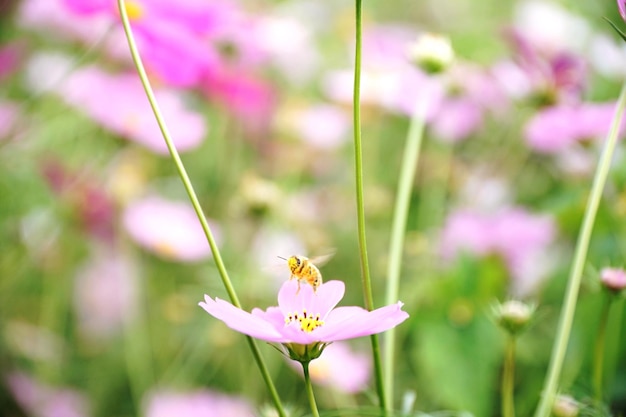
[199,296,285,343]
[277,279,345,318]
[315,303,409,342]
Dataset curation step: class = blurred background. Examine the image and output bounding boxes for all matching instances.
[1,0,626,416]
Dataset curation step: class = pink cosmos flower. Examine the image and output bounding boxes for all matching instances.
[524,102,625,153]
[440,207,556,295]
[74,247,138,339]
[62,0,227,87]
[144,389,255,417]
[59,66,206,154]
[6,372,89,417]
[600,267,626,291]
[123,196,219,262]
[288,342,371,393]
[199,280,408,361]
[200,67,275,136]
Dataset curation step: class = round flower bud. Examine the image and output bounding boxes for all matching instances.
[552,394,579,417]
[600,267,626,292]
[493,300,535,335]
[406,33,454,74]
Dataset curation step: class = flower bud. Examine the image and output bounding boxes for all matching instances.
[407,33,454,74]
[552,394,579,417]
[493,300,535,335]
[600,267,626,292]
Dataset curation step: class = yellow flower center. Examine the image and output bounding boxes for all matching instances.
[153,240,178,259]
[284,309,324,333]
[124,1,144,20]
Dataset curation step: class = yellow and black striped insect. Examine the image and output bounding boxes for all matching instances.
[277,254,334,294]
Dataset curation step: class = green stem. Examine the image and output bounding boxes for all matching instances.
[303,362,321,417]
[502,335,516,417]
[116,3,286,416]
[352,0,386,411]
[533,83,626,417]
[383,99,428,408]
[593,294,611,404]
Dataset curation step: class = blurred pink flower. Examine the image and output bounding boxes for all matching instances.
[144,389,255,417]
[200,67,275,135]
[123,196,218,262]
[0,42,22,81]
[18,0,110,45]
[0,100,21,139]
[502,28,587,105]
[288,342,371,393]
[200,279,408,360]
[524,102,625,153]
[430,97,483,143]
[440,207,556,294]
[6,372,89,417]
[619,0,626,21]
[292,104,350,149]
[59,66,206,154]
[74,247,138,339]
[600,267,626,291]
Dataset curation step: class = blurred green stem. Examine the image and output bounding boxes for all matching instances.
[303,362,321,417]
[116,2,286,416]
[502,335,516,417]
[383,98,428,408]
[352,0,386,412]
[593,293,610,404]
[533,83,626,417]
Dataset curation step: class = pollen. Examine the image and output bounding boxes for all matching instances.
[124,0,144,20]
[284,309,324,333]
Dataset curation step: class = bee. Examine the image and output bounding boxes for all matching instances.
[277,253,334,294]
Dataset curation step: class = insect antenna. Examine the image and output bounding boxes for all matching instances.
[277,256,288,261]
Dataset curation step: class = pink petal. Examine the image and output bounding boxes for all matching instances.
[277,280,345,318]
[315,303,409,342]
[199,296,285,342]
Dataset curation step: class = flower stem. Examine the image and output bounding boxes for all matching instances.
[303,362,321,417]
[533,83,626,417]
[593,293,611,405]
[116,3,286,416]
[502,335,516,417]
[352,0,386,411]
[383,99,428,408]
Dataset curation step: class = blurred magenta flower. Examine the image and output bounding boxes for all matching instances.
[144,389,255,417]
[200,67,275,135]
[288,341,371,393]
[200,280,408,361]
[620,0,626,21]
[524,102,625,153]
[59,66,206,154]
[7,372,89,417]
[123,195,218,262]
[74,247,138,340]
[600,267,626,292]
[0,42,22,81]
[62,0,226,86]
[440,207,556,295]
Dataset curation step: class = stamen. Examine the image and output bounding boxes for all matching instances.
[284,309,324,333]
